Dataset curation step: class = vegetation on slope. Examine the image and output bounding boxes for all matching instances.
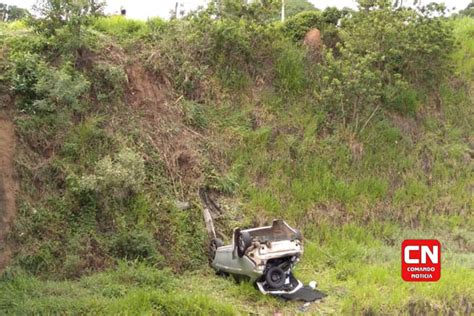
[0,0,473,314]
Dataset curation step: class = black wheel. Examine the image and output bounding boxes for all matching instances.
[265,266,286,289]
[209,238,223,264]
[237,231,252,257]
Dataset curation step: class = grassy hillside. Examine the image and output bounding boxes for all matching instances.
[0,1,473,314]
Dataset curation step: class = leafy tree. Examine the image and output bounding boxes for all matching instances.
[284,0,317,17]
[0,3,30,22]
[31,0,105,36]
[459,0,474,17]
[203,0,279,22]
[28,0,105,63]
[282,10,322,40]
[281,7,350,41]
[315,0,455,123]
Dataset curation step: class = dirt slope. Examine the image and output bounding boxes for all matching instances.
[0,112,17,271]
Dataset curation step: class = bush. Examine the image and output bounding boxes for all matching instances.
[9,52,45,110]
[34,63,90,112]
[383,79,419,115]
[147,17,276,99]
[9,54,90,113]
[90,62,127,102]
[145,17,168,41]
[77,148,146,200]
[314,49,382,125]
[181,100,209,129]
[282,11,323,41]
[110,230,160,262]
[310,1,455,127]
[341,1,455,90]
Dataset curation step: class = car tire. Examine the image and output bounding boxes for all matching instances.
[209,238,224,264]
[237,231,252,257]
[265,266,286,289]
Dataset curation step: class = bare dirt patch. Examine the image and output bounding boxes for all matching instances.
[0,112,18,271]
[125,63,205,194]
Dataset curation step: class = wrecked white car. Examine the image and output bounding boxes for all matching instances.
[209,219,305,295]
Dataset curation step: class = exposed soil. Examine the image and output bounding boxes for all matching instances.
[0,112,18,271]
[125,63,204,194]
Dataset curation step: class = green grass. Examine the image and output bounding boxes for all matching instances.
[2,223,472,314]
[452,17,474,79]
[1,12,473,316]
[92,16,148,39]
[0,263,236,315]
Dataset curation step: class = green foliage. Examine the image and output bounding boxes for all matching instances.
[283,0,317,18]
[282,7,348,41]
[9,53,90,113]
[61,116,113,165]
[206,0,279,22]
[75,148,145,200]
[315,49,382,125]
[308,1,456,125]
[383,78,419,115]
[343,1,455,90]
[274,41,307,95]
[8,52,45,109]
[28,0,105,57]
[282,10,323,40]
[459,0,474,17]
[0,3,30,22]
[181,100,209,129]
[90,62,127,102]
[31,0,104,36]
[147,16,276,99]
[34,63,90,112]
[110,230,161,262]
[92,15,147,40]
[0,263,236,314]
[452,17,474,79]
[0,2,472,315]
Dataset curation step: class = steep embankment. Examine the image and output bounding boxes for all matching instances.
[0,9,472,315]
[0,112,17,271]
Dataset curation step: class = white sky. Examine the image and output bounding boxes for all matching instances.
[3,0,471,20]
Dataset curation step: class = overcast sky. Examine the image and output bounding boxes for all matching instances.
[2,0,471,20]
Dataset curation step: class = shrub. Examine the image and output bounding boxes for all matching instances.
[311,1,455,126]
[147,17,275,99]
[110,230,160,262]
[314,49,382,126]
[181,100,209,129]
[383,78,419,115]
[282,7,347,43]
[30,0,104,37]
[34,63,90,112]
[90,62,127,102]
[77,148,146,200]
[145,17,168,41]
[341,1,455,91]
[61,117,113,164]
[9,52,45,110]
[282,10,323,41]
[9,54,90,113]
[29,0,105,58]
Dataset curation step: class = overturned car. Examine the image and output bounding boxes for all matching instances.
[209,219,307,295]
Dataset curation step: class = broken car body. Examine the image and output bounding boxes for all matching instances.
[210,219,305,295]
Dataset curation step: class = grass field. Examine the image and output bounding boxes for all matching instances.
[0,9,473,316]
